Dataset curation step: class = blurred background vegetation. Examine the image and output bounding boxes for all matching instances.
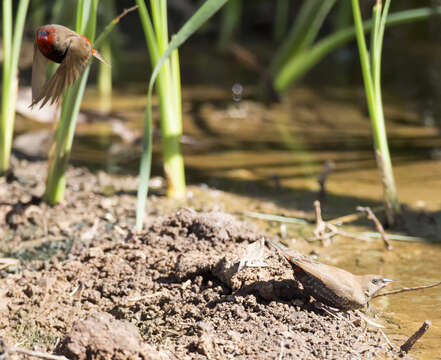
[1,0,441,221]
[5,0,440,101]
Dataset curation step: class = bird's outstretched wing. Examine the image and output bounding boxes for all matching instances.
[31,42,48,105]
[30,35,92,109]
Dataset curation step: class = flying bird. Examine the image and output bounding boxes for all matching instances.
[31,24,108,109]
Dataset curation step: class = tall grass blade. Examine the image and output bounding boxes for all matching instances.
[0,0,30,174]
[271,0,322,73]
[274,0,291,42]
[136,0,228,230]
[352,0,400,224]
[218,0,242,51]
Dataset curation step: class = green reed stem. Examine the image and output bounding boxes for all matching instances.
[352,0,400,225]
[273,0,291,42]
[136,0,186,214]
[271,0,322,73]
[218,0,242,51]
[96,0,116,110]
[136,0,228,230]
[0,0,30,174]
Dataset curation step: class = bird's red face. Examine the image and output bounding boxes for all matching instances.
[36,26,67,63]
[31,24,108,108]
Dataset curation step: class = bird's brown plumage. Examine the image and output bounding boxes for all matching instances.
[267,239,392,310]
[31,24,108,109]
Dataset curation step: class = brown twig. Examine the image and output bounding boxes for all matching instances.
[311,201,372,243]
[357,206,392,250]
[317,160,335,203]
[14,348,68,360]
[327,225,373,242]
[228,42,264,74]
[312,200,336,244]
[373,281,441,298]
[379,329,396,351]
[314,200,371,242]
[0,338,68,360]
[400,320,431,354]
[328,206,384,225]
[114,5,139,24]
[0,258,19,270]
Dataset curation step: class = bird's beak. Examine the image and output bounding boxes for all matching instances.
[382,278,393,285]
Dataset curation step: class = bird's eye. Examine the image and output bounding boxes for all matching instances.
[371,279,378,285]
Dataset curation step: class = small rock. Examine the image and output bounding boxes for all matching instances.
[56,312,169,360]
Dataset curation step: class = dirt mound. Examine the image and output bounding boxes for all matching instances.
[0,159,395,359]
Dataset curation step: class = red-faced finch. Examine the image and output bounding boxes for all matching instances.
[31,24,109,109]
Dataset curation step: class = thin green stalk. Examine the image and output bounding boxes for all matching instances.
[274,6,441,92]
[96,0,116,109]
[137,0,185,204]
[97,40,112,106]
[352,0,375,106]
[352,0,400,224]
[136,0,228,230]
[218,0,242,51]
[2,1,12,78]
[271,0,322,73]
[154,0,185,200]
[94,5,139,47]
[296,0,337,55]
[333,0,352,30]
[1,0,13,175]
[273,0,291,42]
[0,0,30,174]
[374,0,392,80]
[171,48,182,126]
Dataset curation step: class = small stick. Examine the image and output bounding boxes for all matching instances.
[400,320,431,354]
[317,160,335,202]
[229,42,264,73]
[94,5,139,48]
[328,206,384,225]
[313,200,328,241]
[379,329,396,351]
[114,5,139,23]
[357,206,392,250]
[373,280,441,298]
[14,348,68,360]
[1,342,69,360]
[327,224,373,242]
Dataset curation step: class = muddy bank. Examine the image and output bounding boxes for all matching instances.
[0,158,396,359]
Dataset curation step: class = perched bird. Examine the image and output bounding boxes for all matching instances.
[31,24,108,108]
[266,239,392,310]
